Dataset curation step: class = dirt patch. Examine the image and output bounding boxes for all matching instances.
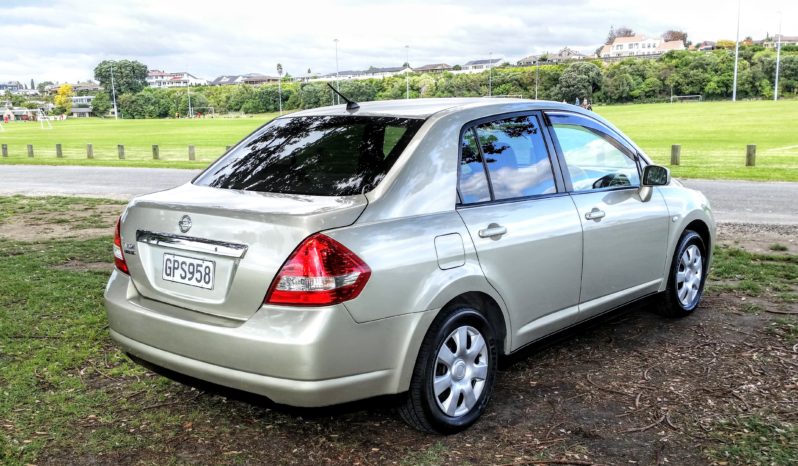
[0,203,121,241]
[717,223,798,255]
[51,259,112,272]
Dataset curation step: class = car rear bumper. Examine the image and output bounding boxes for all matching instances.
[104,270,436,407]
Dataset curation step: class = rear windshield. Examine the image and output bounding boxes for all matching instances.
[194,115,425,196]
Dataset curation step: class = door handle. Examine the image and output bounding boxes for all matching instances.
[478,224,507,238]
[585,208,606,221]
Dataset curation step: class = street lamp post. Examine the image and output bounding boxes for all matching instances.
[488,51,493,97]
[405,45,410,99]
[535,59,540,100]
[277,63,283,115]
[334,38,340,105]
[775,12,782,101]
[110,61,119,120]
[732,0,741,102]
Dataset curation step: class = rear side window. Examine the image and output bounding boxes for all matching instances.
[194,116,424,196]
[475,116,556,200]
[458,129,491,203]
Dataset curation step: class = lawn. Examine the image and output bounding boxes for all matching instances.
[0,100,796,178]
[0,114,279,169]
[1,195,797,465]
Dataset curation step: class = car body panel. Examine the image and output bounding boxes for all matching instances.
[120,183,367,320]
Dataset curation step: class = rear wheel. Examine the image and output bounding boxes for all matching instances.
[399,307,498,434]
[658,230,707,317]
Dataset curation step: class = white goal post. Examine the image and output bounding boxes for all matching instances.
[670,94,703,103]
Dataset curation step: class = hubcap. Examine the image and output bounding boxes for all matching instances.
[676,244,703,307]
[433,325,489,417]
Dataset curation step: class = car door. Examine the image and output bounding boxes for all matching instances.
[546,111,670,316]
[456,112,584,349]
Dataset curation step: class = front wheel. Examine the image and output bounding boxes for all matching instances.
[658,230,707,317]
[399,307,498,434]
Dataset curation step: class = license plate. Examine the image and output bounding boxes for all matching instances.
[162,253,214,290]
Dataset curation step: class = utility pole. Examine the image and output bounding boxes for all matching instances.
[334,38,340,105]
[405,45,410,99]
[110,61,119,119]
[187,85,192,118]
[732,0,741,102]
[277,63,283,115]
[488,51,493,97]
[775,11,782,101]
[535,58,540,99]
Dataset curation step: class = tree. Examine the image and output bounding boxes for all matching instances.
[662,30,688,45]
[53,84,74,114]
[30,79,35,90]
[557,62,602,102]
[37,81,54,93]
[93,59,148,96]
[91,92,112,116]
[606,26,635,44]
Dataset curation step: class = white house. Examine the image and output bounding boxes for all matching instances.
[462,58,502,72]
[147,70,207,88]
[599,35,685,59]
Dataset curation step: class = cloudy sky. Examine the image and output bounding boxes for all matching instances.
[2,0,795,83]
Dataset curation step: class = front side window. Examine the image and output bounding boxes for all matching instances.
[475,115,556,200]
[194,116,424,196]
[551,123,640,191]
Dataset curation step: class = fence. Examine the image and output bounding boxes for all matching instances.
[0,143,235,162]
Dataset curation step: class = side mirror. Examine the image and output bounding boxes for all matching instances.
[642,165,670,186]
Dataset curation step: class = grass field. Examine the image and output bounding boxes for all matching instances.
[0,101,796,180]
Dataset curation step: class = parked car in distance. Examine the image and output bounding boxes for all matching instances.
[105,98,714,433]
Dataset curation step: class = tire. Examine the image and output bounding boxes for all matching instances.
[658,230,707,317]
[399,306,498,434]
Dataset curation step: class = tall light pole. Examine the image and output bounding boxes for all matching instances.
[110,61,119,120]
[775,11,782,101]
[276,63,283,115]
[732,0,741,102]
[334,38,340,105]
[187,85,192,118]
[535,58,540,100]
[405,45,410,99]
[488,51,493,96]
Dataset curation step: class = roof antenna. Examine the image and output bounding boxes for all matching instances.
[327,83,360,111]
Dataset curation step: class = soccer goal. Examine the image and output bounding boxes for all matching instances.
[190,106,215,118]
[37,109,53,129]
[670,94,703,103]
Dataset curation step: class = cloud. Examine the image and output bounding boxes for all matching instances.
[1,0,795,83]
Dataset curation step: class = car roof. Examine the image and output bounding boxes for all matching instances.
[285,97,576,119]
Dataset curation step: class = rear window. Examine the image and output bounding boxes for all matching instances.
[194,115,425,196]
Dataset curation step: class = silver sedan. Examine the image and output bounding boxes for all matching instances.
[105,98,714,433]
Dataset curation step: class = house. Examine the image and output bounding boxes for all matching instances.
[0,81,24,92]
[209,74,280,86]
[517,47,587,66]
[147,70,207,87]
[413,63,453,73]
[462,58,502,72]
[599,35,685,59]
[696,41,716,51]
[764,34,798,48]
[44,81,102,94]
[311,66,411,82]
[2,106,34,121]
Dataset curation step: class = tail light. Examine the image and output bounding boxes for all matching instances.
[113,217,129,274]
[265,233,371,306]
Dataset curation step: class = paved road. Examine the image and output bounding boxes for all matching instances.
[0,165,796,225]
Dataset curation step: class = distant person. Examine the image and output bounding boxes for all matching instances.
[575,97,580,106]
[587,100,593,111]
[175,112,180,119]
[580,98,589,109]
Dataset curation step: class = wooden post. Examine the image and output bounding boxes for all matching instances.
[746,144,756,167]
[188,145,196,161]
[118,144,125,160]
[670,144,681,166]
[56,144,63,158]
[1,144,7,157]
[27,144,34,158]
[87,144,94,159]
[152,144,159,160]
